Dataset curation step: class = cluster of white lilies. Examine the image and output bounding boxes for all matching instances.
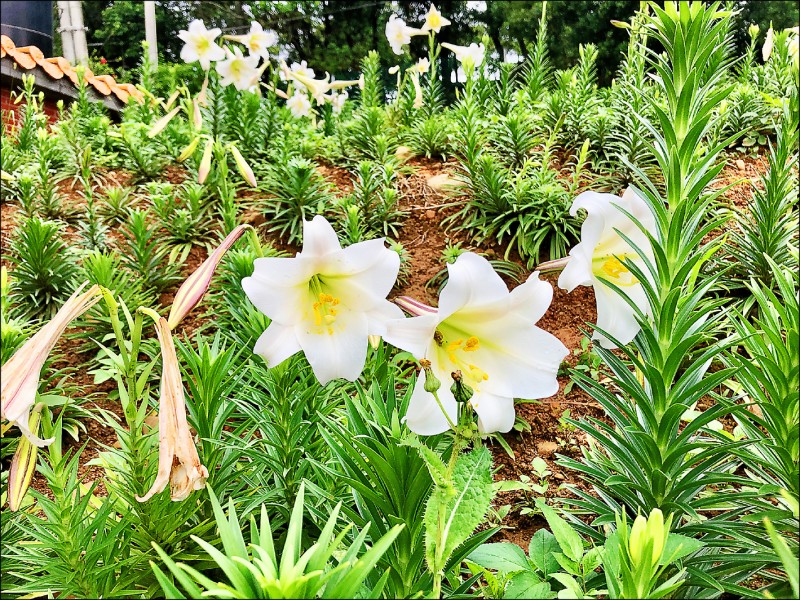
[177,4,490,121]
[1,184,656,501]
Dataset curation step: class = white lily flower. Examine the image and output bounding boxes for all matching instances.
[242,216,402,385]
[422,4,451,33]
[763,26,775,61]
[178,19,226,71]
[227,21,278,59]
[292,71,333,104]
[411,57,430,74]
[286,90,312,118]
[383,253,568,435]
[441,42,485,69]
[216,47,261,91]
[331,91,348,114]
[385,14,426,55]
[558,188,656,349]
[287,60,316,80]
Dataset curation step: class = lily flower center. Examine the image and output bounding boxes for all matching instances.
[193,35,210,54]
[592,254,639,286]
[307,276,341,335]
[435,330,489,391]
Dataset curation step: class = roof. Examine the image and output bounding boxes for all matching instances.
[1,35,143,108]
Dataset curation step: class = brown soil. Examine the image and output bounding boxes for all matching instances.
[2,148,774,556]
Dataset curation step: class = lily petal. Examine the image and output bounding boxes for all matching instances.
[253,322,302,367]
[299,215,342,258]
[471,391,516,434]
[404,370,458,435]
[438,252,509,320]
[383,314,439,358]
[296,310,369,384]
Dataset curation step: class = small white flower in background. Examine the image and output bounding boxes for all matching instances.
[286,89,312,118]
[388,65,401,75]
[383,253,568,436]
[227,21,278,59]
[136,312,208,502]
[441,42,485,69]
[331,91,348,114]
[242,216,402,385]
[763,26,775,61]
[385,14,425,55]
[289,60,316,79]
[178,19,226,70]
[1,284,103,446]
[557,188,657,349]
[216,47,261,91]
[422,4,451,33]
[409,57,430,74]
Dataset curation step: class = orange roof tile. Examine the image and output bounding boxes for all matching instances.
[1,35,142,105]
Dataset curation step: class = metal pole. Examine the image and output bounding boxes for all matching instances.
[68,0,88,65]
[57,1,75,63]
[144,0,158,69]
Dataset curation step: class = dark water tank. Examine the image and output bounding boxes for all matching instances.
[1,1,54,54]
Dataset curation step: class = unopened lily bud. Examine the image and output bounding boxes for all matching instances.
[388,65,400,75]
[197,139,214,184]
[629,508,666,568]
[164,90,180,110]
[147,105,182,138]
[368,335,381,349]
[450,370,474,403]
[748,23,759,39]
[421,359,441,393]
[7,403,44,511]
[168,224,251,330]
[177,137,201,163]
[228,144,257,188]
[192,97,203,130]
[610,20,630,29]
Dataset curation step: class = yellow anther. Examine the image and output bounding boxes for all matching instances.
[601,256,629,279]
[464,336,480,352]
[309,290,341,332]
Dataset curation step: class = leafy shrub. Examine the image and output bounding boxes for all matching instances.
[9,217,79,320]
[263,157,333,244]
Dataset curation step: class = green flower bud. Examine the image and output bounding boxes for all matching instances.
[450,370,474,403]
[421,359,441,393]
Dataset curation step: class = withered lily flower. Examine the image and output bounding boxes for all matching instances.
[1,284,103,446]
[167,224,251,330]
[136,312,208,502]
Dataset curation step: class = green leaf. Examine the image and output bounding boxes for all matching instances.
[467,542,530,573]
[528,528,561,576]
[505,572,554,599]
[536,501,585,563]
[660,533,704,564]
[424,446,494,570]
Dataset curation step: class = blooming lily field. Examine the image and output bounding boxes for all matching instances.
[1,2,798,598]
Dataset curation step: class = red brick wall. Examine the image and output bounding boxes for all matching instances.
[1,84,61,135]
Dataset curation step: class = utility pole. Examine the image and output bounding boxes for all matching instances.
[68,0,88,64]
[56,1,75,63]
[144,0,158,69]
